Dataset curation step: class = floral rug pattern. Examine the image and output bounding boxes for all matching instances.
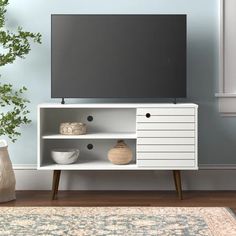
[0,207,235,235]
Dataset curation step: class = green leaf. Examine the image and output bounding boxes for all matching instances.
[0,0,42,142]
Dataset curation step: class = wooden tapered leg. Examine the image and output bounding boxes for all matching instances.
[173,170,183,200]
[51,170,61,200]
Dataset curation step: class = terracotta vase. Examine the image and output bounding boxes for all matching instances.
[108,140,133,165]
[0,140,16,203]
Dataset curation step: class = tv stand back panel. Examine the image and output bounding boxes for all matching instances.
[37,103,198,170]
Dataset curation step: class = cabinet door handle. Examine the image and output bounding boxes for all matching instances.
[146,113,151,118]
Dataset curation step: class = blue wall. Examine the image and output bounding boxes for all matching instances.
[2,0,235,165]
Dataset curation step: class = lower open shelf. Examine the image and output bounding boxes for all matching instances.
[38,159,198,170]
[39,160,138,170]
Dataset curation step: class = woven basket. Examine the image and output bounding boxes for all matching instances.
[108,140,132,165]
[60,122,87,135]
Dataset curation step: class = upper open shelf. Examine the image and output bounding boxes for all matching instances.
[42,132,137,140]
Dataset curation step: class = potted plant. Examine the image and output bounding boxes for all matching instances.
[0,0,41,202]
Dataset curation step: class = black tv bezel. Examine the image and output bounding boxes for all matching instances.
[51,14,187,99]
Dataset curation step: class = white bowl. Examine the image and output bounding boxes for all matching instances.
[51,149,80,164]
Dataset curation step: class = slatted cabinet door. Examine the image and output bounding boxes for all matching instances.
[136,106,198,169]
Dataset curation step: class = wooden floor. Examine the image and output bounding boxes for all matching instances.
[1,191,236,208]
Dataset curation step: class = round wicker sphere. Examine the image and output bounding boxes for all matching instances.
[108,140,132,165]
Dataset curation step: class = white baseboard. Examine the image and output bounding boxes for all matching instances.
[13,164,37,170]
[199,164,236,170]
[13,164,236,191]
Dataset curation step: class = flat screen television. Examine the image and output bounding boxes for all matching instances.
[51,14,186,99]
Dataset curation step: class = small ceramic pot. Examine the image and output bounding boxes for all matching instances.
[108,140,132,165]
[51,149,80,164]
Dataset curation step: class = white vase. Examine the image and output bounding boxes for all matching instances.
[0,140,16,203]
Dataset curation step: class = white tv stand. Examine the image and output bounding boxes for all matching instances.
[38,103,198,200]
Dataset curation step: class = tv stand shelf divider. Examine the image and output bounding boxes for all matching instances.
[37,103,198,200]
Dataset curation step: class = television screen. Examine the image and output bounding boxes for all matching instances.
[51,15,186,98]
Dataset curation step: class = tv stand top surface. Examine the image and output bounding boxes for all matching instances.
[38,103,198,109]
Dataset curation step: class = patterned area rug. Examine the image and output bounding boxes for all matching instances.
[0,207,235,235]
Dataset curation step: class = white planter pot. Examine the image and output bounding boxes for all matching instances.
[0,140,16,203]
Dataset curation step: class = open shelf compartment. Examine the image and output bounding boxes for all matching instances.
[39,107,136,136]
[39,139,136,169]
